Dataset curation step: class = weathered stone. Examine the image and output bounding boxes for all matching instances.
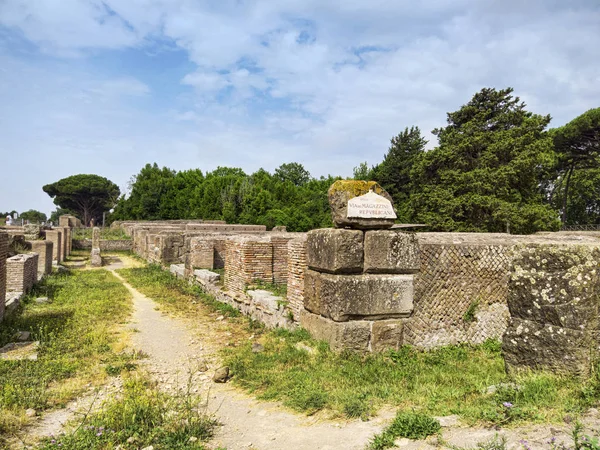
[35,297,49,304]
[328,180,396,229]
[13,331,31,342]
[306,228,364,274]
[91,248,102,267]
[247,290,281,313]
[303,270,413,321]
[251,343,265,353]
[194,269,220,283]
[503,317,595,375]
[435,415,460,427]
[364,230,419,274]
[169,263,185,279]
[299,309,371,352]
[213,366,230,383]
[371,319,404,352]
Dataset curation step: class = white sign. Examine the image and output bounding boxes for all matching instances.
[347,191,397,219]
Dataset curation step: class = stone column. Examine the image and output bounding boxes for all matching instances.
[0,231,7,321]
[91,227,102,267]
[60,227,71,258]
[26,240,53,278]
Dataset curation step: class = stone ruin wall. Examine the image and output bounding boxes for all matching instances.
[6,253,39,294]
[72,239,133,251]
[287,236,308,321]
[25,240,53,279]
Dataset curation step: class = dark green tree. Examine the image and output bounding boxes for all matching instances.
[20,209,47,223]
[411,87,559,233]
[43,174,120,226]
[551,107,600,224]
[274,163,311,186]
[372,126,427,222]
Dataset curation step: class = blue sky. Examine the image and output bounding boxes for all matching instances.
[1,0,599,215]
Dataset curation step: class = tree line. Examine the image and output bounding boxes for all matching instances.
[41,87,599,234]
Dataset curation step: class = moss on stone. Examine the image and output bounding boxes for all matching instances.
[328,180,386,198]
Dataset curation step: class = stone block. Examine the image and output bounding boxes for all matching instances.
[299,309,371,352]
[91,248,102,267]
[503,317,595,376]
[194,269,220,284]
[371,319,405,352]
[170,263,185,279]
[304,270,413,321]
[364,230,420,273]
[306,228,364,274]
[328,180,395,229]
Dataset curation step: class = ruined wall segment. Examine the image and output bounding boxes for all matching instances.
[45,230,63,263]
[91,227,102,267]
[6,253,39,294]
[0,232,7,321]
[287,235,308,320]
[25,240,53,278]
[224,236,273,296]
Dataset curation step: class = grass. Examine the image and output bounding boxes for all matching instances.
[222,329,600,425]
[37,372,217,450]
[0,269,133,443]
[368,411,441,449]
[117,264,240,319]
[72,228,131,241]
[247,280,288,298]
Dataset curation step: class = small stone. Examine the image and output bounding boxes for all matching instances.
[213,366,230,383]
[251,343,265,353]
[294,342,317,355]
[141,446,154,450]
[189,436,198,442]
[35,297,49,304]
[25,408,36,418]
[394,438,410,447]
[14,331,31,342]
[197,361,209,372]
[435,414,460,427]
[216,315,225,321]
[126,437,137,443]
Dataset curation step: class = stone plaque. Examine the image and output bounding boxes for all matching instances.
[347,191,397,219]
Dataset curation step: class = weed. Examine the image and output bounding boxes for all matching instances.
[248,279,288,298]
[463,298,480,322]
[72,228,131,241]
[368,411,440,449]
[38,373,217,449]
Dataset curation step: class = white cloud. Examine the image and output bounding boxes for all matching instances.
[0,0,599,214]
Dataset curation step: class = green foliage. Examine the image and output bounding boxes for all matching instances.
[38,374,216,450]
[0,270,132,441]
[20,209,47,223]
[411,87,560,234]
[368,411,440,449]
[43,174,120,226]
[463,299,480,322]
[72,228,130,241]
[112,163,335,232]
[352,161,374,181]
[551,108,600,225]
[372,126,427,222]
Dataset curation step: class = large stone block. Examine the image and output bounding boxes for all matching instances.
[306,228,364,274]
[328,180,396,229]
[304,270,413,321]
[364,230,419,273]
[503,317,596,376]
[299,309,371,352]
[371,319,405,352]
[508,245,600,330]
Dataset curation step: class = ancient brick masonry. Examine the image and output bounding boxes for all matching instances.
[0,232,7,321]
[45,230,63,263]
[287,236,308,320]
[405,243,511,349]
[6,253,39,294]
[225,236,274,296]
[25,240,53,279]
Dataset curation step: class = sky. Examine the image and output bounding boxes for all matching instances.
[0,0,599,216]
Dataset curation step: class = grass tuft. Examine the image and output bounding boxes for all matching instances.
[368,411,440,449]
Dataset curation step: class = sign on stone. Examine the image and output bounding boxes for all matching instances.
[347,191,397,219]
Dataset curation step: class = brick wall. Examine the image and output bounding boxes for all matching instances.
[25,240,53,277]
[287,235,307,321]
[45,230,63,262]
[0,232,7,320]
[189,237,215,269]
[225,236,274,296]
[7,253,39,293]
[271,234,297,285]
[73,239,133,251]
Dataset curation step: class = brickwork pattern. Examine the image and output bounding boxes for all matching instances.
[189,237,215,269]
[0,232,7,320]
[271,234,296,285]
[45,230,63,262]
[287,236,307,321]
[404,243,511,349]
[26,240,53,277]
[7,253,39,293]
[225,237,273,296]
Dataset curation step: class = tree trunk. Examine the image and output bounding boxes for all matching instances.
[562,165,574,225]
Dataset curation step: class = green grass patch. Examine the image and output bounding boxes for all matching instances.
[223,329,599,425]
[38,373,217,450]
[247,280,288,298]
[368,411,440,449]
[117,265,240,318]
[0,269,133,442]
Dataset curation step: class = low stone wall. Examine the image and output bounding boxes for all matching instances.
[0,232,7,320]
[44,229,63,262]
[25,240,53,278]
[7,253,39,293]
[225,236,274,296]
[73,239,133,251]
